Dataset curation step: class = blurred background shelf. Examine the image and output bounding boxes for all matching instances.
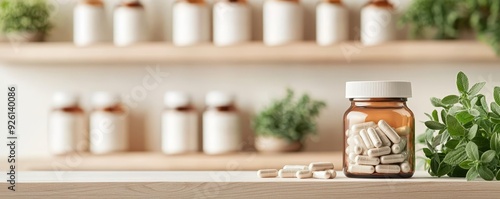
[0,41,497,64]
[15,152,342,171]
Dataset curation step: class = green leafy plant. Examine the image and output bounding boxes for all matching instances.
[252,89,326,142]
[0,0,53,34]
[400,0,500,55]
[420,71,500,181]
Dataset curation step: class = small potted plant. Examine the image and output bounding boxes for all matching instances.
[0,0,53,42]
[252,89,326,152]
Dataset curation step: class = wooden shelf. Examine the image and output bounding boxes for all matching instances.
[0,41,497,64]
[2,171,499,198]
[12,152,342,171]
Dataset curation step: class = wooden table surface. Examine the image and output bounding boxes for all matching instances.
[1,171,498,198]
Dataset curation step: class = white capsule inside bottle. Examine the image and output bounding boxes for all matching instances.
[367,146,391,157]
[375,127,392,146]
[400,161,411,173]
[367,127,383,148]
[350,121,376,134]
[355,155,380,165]
[378,120,401,144]
[348,165,375,174]
[360,129,374,149]
[391,138,407,154]
[375,165,401,174]
[380,154,406,164]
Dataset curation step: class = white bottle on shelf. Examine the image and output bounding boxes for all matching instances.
[172,0,210,46]
[213,0,251,46]
[48,92,87,155]
[162,91,199,155]
[74,0,108,46]
[203,91,241,155]
[90,92,128,154]
[263,0,303,46]
[361,0,395,46]
[113,0,148,46]
[316,0,349,46]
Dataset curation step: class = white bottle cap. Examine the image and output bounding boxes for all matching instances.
[206,91,234,107]
[52,91,79,109]
[92,92,121,109]
[164,91,191,108]
[345,81,412,98]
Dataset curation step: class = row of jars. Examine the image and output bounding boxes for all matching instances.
[49,91,241,155]
[75,0,396,47]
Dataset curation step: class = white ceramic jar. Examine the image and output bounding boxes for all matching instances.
[48,92,87,155]
[361,0,395,46]
[113,0,148,46]
[203,91,241,154]
[74,0,108,46]
[90,92,128,154]
[213,0,251,46]
[172,0,210,46]
[316,0,349,46]
[263,0,303,46]
[162,92,199,155]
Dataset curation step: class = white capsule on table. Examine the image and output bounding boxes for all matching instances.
[296,170,313,179]
[367,146,391,157]
[313,171,331,179]
[283,165,308,170]
[395,126,411,136]
[348,165,375,174]
[355,155,380,165]
[279,169,302,178]
[360,129,374,149]
[326,169,337,179]
[391,138,407,154]
[380,154,406,164]
[400,161,411,173]
[378,120,401,144]
[375,165,401,174]
[309,162,334,171]
[375,127,391,146]
[258,169,278,178]
[367,127,383,148]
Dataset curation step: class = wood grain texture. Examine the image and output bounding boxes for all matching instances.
[0,41,497,65]
[5,152,343,171]
[1,171,498,198]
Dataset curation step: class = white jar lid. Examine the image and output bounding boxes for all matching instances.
[345,81,412,98]
[164,91,191,108]
[206,91,234,107]
[52,91,79,108]
[92,92,120,109]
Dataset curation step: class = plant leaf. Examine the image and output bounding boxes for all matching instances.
[480,150,496,163]
[430,154,440,176]
[442,95,459,105]
[445,139,460,149]
[491,102,500,116]
[468,82,486,96]
[491,133,500,153]
[443,147,467,165]
[466,141,479,160]
[441,109,447,125]
[494,87,500,105]
[457,72,469,94]
[423,148,433,158]
[431,97,447,108]
[447,115,465,137]
[455,111,474,125]
[459,160,474,169]
[466,166,478,181]
[468,124,478,140]
[425,121,446,130]
[432,110,439,122]
[437,163,453,176]
[478,165,495,181]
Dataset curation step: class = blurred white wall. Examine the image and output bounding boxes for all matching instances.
[1,0,499,158]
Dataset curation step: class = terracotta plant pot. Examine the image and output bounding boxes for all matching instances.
[255,136,302,153]
[6,32,45,42]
